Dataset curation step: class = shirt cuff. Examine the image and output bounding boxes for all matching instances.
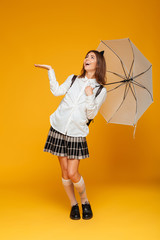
[48,68,56,81]
[48,68,54,74]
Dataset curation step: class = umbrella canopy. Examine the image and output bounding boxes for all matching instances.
[97,38,153,138]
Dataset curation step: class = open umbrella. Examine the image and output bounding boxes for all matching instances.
[97,38,153,139]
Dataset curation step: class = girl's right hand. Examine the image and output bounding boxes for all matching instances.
[34,64,52,70]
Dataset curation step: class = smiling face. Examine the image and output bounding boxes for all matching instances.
[83,52,97,73]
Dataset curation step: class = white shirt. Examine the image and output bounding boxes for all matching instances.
[48,68,107,137]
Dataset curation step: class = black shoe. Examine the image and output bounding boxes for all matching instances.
[70,203,81,220]
[82,201,93,219]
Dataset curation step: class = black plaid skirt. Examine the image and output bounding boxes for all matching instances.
[43,125,90,160]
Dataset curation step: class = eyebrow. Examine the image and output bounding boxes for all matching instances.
[86,54,95,57]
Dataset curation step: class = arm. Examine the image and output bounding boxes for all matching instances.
[48,68,74,96]
[86,87,107,119]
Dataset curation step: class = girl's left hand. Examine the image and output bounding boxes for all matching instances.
[85,86,94,96]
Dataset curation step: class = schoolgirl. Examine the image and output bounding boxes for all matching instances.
[34,50,107,220]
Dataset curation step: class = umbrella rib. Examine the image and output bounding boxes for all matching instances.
[133,65,152,80]
[132,80,153,101]
[101,40,128,78]
[107,83,130,123]
[104,80,125,86]
[128,59,134,79]
[130,82,138,125]
[106,70,126,80]
[128,38,135,79]
[107,82,126,92]
[123,83,129,99]
[129,83,136,101]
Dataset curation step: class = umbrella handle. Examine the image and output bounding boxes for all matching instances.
[133,123,137,139]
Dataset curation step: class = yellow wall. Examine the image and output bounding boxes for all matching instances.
[1,0,160,187]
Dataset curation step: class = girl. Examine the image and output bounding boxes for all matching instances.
[34,50,107,220]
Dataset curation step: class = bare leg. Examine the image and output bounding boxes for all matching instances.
[58,156,69,179]
[68,159,89,204]
[58,156,77,206]
[67,159,81,183]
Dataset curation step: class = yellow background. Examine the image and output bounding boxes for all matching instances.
[0,0,159,239]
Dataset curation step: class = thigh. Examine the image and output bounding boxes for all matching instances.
[58,156,68,178]
[67,158,80,175]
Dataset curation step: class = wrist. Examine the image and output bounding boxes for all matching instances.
[48,66,52,70]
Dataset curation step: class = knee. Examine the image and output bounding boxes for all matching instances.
[67,169,78,181]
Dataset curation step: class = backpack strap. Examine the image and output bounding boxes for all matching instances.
[95,84,104,98]
[70,75,77,88]
[87,84,104,126]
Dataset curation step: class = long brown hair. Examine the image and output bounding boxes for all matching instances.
[78,50,107,85]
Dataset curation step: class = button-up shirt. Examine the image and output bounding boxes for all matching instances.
[48,68,107,137]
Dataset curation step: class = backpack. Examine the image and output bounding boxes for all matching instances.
[69,75,104,126]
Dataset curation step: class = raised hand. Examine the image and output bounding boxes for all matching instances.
[34,64,52,70]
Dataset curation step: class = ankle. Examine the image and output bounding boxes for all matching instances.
[81,199,89,204]
[71,201,78,207]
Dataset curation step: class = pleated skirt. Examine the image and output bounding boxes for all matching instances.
[43,125,90,160]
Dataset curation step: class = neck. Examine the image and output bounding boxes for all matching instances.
[85,71,95,79]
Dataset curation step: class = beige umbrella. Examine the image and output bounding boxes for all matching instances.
[97,38,153,139]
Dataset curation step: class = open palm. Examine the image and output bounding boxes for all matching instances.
[34,64,52,70]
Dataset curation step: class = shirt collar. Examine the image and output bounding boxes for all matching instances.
[80,75,97,84]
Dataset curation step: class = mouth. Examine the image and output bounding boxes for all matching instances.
[85,63,90,66]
